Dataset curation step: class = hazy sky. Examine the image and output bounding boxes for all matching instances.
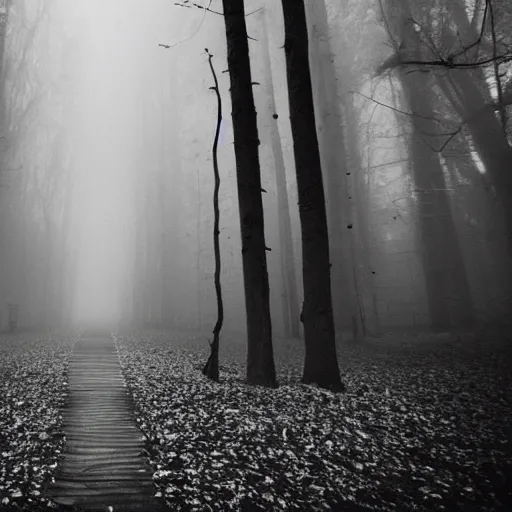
[69,0,145,324]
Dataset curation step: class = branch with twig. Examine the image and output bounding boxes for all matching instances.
[159,0,213,49]
[173,1,262,17]
[384,53,511,72]
[175,1,222,15]
[352,91,464,152]
[488,0,508,134]
[351,91,453,127]
[376,0,511,75]
[162,1,263,49]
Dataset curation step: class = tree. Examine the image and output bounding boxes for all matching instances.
[306,0,364,340]
[378,0,512,261]
[257,6,300,339]
[221,0,276,387]
[391,5,475,330]
[281,0,344,391]
[202,49,223,381]
[0,0,68,329]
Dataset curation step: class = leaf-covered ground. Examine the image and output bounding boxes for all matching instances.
[116,330,512,511]
[0,333,74,511]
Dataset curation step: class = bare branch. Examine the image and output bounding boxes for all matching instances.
[350,91,452,127]
[175,1,222,15]
[353,91,464,153]
[161,0,213,49]
[396,53,511,70]
[488,0,507,134]
[245,7,263,17]
[376,0,511,75]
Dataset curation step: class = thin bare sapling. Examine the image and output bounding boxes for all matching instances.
[202,48,224,381]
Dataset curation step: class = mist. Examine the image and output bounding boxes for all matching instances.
[1,0,508,335]
[0,0,511,509]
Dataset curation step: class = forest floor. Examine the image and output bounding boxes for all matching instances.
[0,329,510,511]
[115,329,512,511]
[0,332,74,510]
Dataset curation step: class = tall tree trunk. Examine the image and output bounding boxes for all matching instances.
[202,50,223,382]
[399,38,474,330]
[439,0,512,257]
[196,163,202,331]
[158,74,172,328]
[222,0,276,387]
[381,0,477,329]
[343,99,377,335]
[281,0,344,391]
[442,135,511,324]
[158,61,182,328]
[144,97,164,328]
[306,0,363,340]
[452,87,512,250]
[133,134,146,327]
[150,174,163,327]
[259,7,300,339]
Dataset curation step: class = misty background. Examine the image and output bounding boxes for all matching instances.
[0,0,510,335]
[1,1,511,510]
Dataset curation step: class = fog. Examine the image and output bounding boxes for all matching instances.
[0,0,510,335]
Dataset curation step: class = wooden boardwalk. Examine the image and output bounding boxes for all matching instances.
[46,333,160,511]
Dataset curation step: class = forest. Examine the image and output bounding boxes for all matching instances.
[0,0,510,510]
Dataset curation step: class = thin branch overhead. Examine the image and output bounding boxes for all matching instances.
[353,91,463,152]
[376,0,511,74]
[161,2,262,49]
[160,0,213,49]
[173,1,262,18]
[175,1,222,16]
[351,91,453,127]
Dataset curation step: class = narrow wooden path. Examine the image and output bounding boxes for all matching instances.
[47,332,160,511]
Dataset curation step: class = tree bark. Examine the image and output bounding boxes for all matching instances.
[281,0,344,391]
[222,0,277,387]
[259,7,300,339]
[203,50,223,382]
[449,79,512,258]
[442,134,511,324]
[343,99,377,335]
[305,0,363,338]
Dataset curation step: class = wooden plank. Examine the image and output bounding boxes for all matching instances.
[45,335,160,510]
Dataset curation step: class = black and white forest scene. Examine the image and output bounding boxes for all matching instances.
[0,0,511,510]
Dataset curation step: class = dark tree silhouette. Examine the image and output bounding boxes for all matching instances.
[281,0,344,392]
[257,7,300,339]
[202,49,223,382]
[378,0,512,261]
[381,2,475,330]
[307,0,364,340]
[222,0,277,387]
